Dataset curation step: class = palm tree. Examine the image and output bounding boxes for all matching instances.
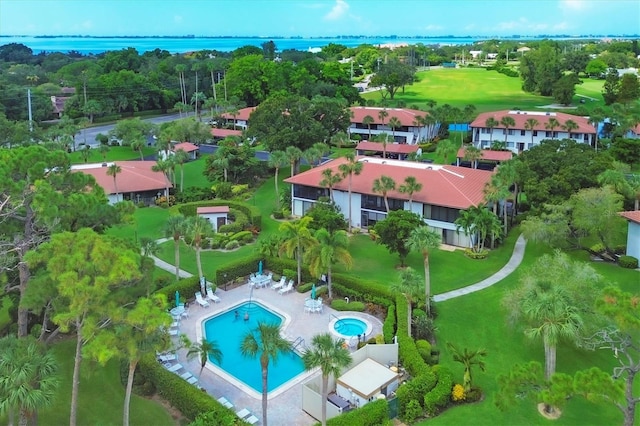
[391,267,423,334]
[338,153,364,233]
[175,64,187,106]
[98,144,110,162]
[319,168,343,203]
[0,336,59,426]
[463,145,482,169]
[279,216,316,286]
[285,146,303,177]
[106,163,122,201]
[131,138,145,161]
[362,115,374,140]
[303,146,323,168]
[500,116,516,144]
[485,117,499,144]
[151,158,173,199]
[407,226,441,317]
[164,215,187,281]
[545,117,561,139]
[212,156,229,183]
[330,132,349,149]
[524,118,539,149]
[435,138,457,164]
[186,215,213,289]
[378,109,389,157]
[588,109,604,151]
[268,150,288,209]
[388,116,401,143]
[398,176,423,211]
[240,322,292,426]
[306,228,353,299]
[372,175,396,213]
[186,338,223,378]
[302,334,352,426]
[173,149,190,192]
[562,119,579,139]
[446,342,487,392]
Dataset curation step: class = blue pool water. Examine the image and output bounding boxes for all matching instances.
[203,301,305,393]
[334,318,367,337]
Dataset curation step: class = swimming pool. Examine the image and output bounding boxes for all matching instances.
[329,316,373,340]
[202,301,305,394]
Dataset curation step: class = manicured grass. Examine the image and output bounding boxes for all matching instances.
[68,145,157,164]
[39,340,174,426]
[178,155,212,189]
[108,207,171,243]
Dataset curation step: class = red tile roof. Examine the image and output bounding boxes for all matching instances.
[456,148,514,162]
[620,211,640,224]
[350,106,430,127]
[470,110,595,134]
[221,107,256,121]
[211,128,243,138]
[356,141,419,154]
[173,142,199,153]
[285,157,493,209]
[72,161,172,195]
[197,206,229,214]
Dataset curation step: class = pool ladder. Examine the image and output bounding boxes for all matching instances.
[291,336,305,352]
[331,313,346,330]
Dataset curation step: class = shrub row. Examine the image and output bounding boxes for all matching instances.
[330,299,365,311]
[175,200,261,230]
[332,273,393,306]
[326,399,388,426]
[424,367,454,416]
[396,369,437,418]
[137,354,238,423]
[214,254,263,286]
[155,276,200,305]
[395,294,430,378]
[619,255,638,269]
[382,304,396,344]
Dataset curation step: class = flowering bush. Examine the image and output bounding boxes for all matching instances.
[154,195,176,207]
[452,384,466,402]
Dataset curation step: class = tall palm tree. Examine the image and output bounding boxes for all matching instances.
[285,146,303,177]
[562,119,579,140]
[212,156,229,183]
[151,158,173,199]
[164,215,187,281]
[545,117,561,140]
[186,215,213,289]
[407,226,441,317]
[175,64,187,106]
[303,146,323,168]
[485,117,499,144]
[330,132,349,149]
[446,342,487,392]
[131,138,145,161]
[279,216,316,286]
[463,145,482,169]
[268,150,288,209]
[240,322,292,426]
[372,175,396,213]
[186,338,223,378]
[388,116,401,143]
[435,138,457,164]
[398,176,423,211]
[106,163,122,201]
[588,109,604,151]
[378,109,389,157]
[338,153,363,233]
[500,116,516,144]
[362,115,374,140]
[173,149,190,192]
[0,336,59,426]
[306,228,353,299]
[319,168,343,203]
[524,118,539,149]
[302,334,352,426]
[391,267,423,334]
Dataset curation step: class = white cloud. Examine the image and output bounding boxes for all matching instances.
[560,0,588,11]
[425,24,444,31]
[324,0,349,20]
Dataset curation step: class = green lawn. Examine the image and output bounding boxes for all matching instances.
[39,340,174,426]
[363,68,607,114]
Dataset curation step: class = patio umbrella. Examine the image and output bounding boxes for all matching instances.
[175,291,181,307]
[258,260,263,275]
[311,284,316,300]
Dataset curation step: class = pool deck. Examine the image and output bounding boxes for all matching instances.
[173,280,383,426]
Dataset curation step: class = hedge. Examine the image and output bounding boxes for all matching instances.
[175,200,262,230]
[395,295,430,378]
[214,254,263,286]
[424,367,454,416]
[619,255,638,269]
[330,299,365,311]
[396,369,437,417]
[137,354,239,423]
[326,399,388,426]
[155,276,201,305]
[382,304,396,344]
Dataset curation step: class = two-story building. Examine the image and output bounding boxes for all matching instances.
[284,156,493,248]
[220,107,256,130]
[470,110,596,154]
[348,107,438,144]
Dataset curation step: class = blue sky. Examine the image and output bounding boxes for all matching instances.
[1,0,638,37]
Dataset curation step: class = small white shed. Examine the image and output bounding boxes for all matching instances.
[197,206,229,231]
[620,211,640,261]
[336,358,399,409]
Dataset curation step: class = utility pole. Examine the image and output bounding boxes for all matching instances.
[223,71,227,102]
[27,88,33,132]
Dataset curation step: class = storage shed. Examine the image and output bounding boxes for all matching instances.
[197,206,229,231]
[335,358,399,408]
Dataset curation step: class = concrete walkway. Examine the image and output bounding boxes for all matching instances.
[433,234,527,302]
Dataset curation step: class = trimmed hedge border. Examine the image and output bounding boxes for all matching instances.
[382,304,396,344]
[174,199,262,230]
[155,276,200,305]
[214,253,263,286]
[326,399,389,426]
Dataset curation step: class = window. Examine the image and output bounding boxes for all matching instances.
[533,130,538,136]
[507,142,515,148]
[508,129,515,135]
[481,128,490,134]
[545,131,552,137]
[520,130,526,136]
[361,210,387,228]
[424,205,459,223]
[293,185,328,201]
[553,131,558,138]
[361,195,404,212]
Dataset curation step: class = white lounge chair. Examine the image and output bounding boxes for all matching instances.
[180,371,194,380]
[246,414,259,425]
[236,408,250,419]
[195,292,210,308]
[271,276,286,290]
[186,376,198,385]
[166,363,183,373]
[217,396,233,409]
[206,286,221,303]
[278,280,294,295]
[157,353,177,362]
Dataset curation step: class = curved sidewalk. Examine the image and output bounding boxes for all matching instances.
[433,234,527,302]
